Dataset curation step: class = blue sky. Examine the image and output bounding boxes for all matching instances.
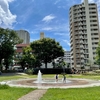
[0,0,100,51]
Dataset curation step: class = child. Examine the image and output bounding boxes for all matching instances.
[55,74,59,82]
[63,75,66,83]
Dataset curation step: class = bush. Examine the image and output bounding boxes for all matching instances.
[93,70,100,74]
[25,68,33,75]
[0,84,10,89]
[2,70,16,73]
[83,71,99,75]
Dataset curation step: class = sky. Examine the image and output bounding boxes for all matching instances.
[0,0,100,51]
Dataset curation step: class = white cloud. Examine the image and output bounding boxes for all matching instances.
[63,40,70,46]
[6,0,14,2]
[42,14,56,23]
[54,32,69,37]
[0,0,17,28]
[42,27,52,31]
[54,0,61,5]
[63,48,67,51]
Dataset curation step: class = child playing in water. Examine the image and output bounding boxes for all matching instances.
[55,74,59,82]
[63,75,66,83]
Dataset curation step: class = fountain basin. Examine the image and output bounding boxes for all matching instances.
[34,79,71,84]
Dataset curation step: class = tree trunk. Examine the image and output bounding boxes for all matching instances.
[45,62,47,69]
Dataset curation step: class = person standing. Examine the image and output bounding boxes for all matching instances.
[63,75,66,83]
[55,74,59,82]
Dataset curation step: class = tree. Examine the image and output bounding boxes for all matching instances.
[20,46,36,69]
[95,41,100,67]
[0,28,23,70]
[30,38,64,68]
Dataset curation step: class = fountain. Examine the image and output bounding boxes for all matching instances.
[4,69,98,89]
[37,70,42,83]
[34,70,71,84]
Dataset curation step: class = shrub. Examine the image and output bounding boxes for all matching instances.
[83,71,99,75]
[0,84,10,89]
[25,68,33,75]
[93,70,100,74]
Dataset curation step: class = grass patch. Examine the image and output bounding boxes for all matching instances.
[0,84,35,100]
[1,74,100,82]
[0,84,10,89]
[40,87,100,100]
[0,75,37,82]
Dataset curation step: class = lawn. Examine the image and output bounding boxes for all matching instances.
[0,84,35,100]
[40,87,100,100]
[0,73,100,82]
[0,74,100,100]
[0,73,100,100]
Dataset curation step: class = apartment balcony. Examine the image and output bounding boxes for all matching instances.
[92,39,99,43]
[84,52,89,55]
[79,36,83,39]
[79,32,83,35]
[80,45,84,48]
[79,22,82,25]
[75,51,80,54]
[79,27,83,30]
[75,37,79,40]
[83,42,88,45]
[80,40,83,43]
[81,59,84,63]
[76,46,80,49]
[91,35,99,38]
[90,22,98,25]
[80,50,84,53]
[80,55,84,58]
[83,46,88,49]
[91,30,99,33]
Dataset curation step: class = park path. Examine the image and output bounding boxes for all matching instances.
[18,89,47,100]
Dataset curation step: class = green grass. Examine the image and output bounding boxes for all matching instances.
[67,74,100,80]
[0,74,100,82]
[40,87,100,100]
[0,74,100,100]
[0,75,37,82]
[0,84,35,100]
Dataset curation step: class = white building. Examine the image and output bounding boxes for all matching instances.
[16,30,30,44]
[69,0,100,69]
[63,51,71,68]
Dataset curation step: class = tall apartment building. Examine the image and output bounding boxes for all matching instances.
[16,30,30,44]
[69,0,100,69]
[63,51,71,67]
[40,32,45,39]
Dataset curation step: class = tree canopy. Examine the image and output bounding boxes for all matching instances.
[30,38,64,68]
[95,41,100,66]
[0,28,23,70]
[20,46,36,69]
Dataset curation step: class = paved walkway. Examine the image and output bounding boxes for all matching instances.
[18,89,47,100]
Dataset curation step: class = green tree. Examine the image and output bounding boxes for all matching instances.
[20,46,36,69]
[30,38,64,68]
[95,41,100,67]
[0,28,23,70]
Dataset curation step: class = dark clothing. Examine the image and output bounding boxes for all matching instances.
[64,76,66,80]
[56,75,58,79]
